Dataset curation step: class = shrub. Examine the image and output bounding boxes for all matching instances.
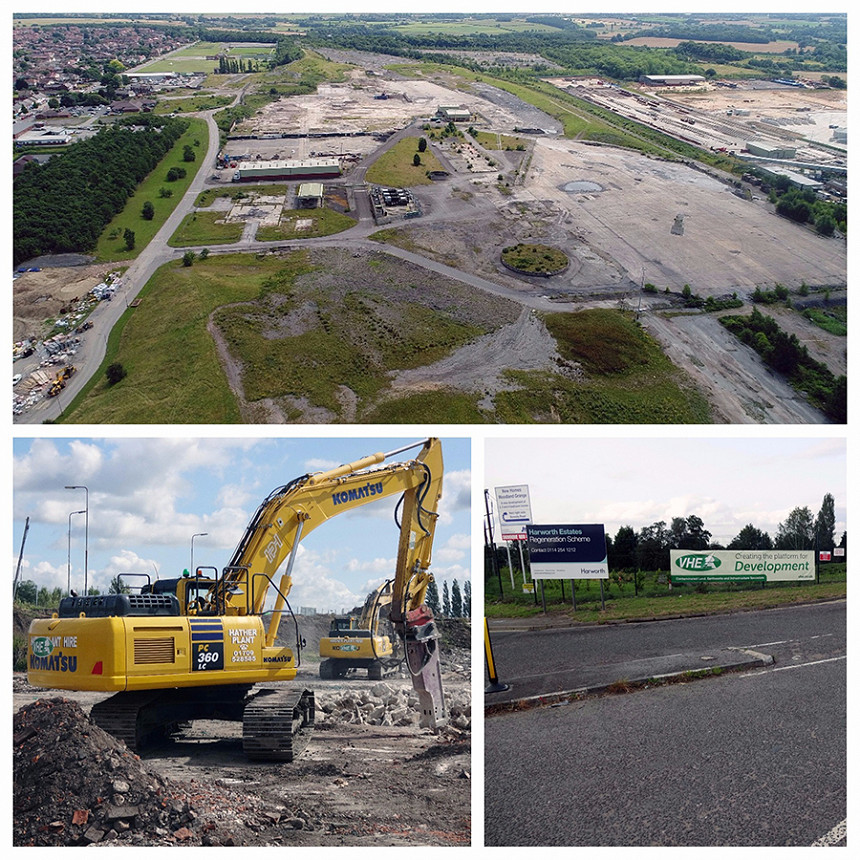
[106,362,127,385]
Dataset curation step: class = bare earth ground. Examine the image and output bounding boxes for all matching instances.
[13,618,471,847]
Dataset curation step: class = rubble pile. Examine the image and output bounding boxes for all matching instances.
[13,698,285,847]
[316,682,471,731]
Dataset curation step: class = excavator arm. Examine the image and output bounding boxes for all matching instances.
[209,437,447,729]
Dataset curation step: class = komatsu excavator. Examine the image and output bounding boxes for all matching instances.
[319,580,400,681]
[28,438,447,761]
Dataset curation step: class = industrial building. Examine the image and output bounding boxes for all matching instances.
[296,183,324,208]
[639,75,706,86]
[233,158,342,182]
[437,105,471,123]
[746,141,797,160]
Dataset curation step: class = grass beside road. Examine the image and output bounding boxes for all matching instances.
[256,208,356,241]
[486,565,847,624]
[169,210,245,246]
[93,118,208,262]
[59,254,277,423]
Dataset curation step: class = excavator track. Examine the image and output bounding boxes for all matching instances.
[242,688,315,762]
[90,690,169,752]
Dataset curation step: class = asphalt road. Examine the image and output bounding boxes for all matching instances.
[485,602,846,846]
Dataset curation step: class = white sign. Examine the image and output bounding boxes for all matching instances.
[670,549,815,582]
[495,485,533,541]
[834,547,845,557]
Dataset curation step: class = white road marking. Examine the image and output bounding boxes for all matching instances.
[811,818,846,846]
[742,655,846,677]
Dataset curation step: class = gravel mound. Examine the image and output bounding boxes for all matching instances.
[13,698,287,847]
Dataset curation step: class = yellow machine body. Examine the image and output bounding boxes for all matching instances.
[28,614,296,693]
[319,633,394,662]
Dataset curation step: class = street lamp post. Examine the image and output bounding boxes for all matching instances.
[191,532,208,578]
[65,485,88,594]
[67,509,86,597]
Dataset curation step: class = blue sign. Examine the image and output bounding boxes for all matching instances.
[526,523,608,579]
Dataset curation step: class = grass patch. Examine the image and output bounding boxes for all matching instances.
[501,243,568,275]
[472,131,528,151]
[364,137,444,187]
[256,208,357,241]
[486,564,846,623]
[92,118,207,262]
[59,254,294,423]
[493,309,710,424]
[363,390,491,423]
[216,273,486,414]
[802,305,847,336]
[168,211,245,246]
[154,94,233,114]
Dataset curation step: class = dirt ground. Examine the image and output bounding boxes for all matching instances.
[12,618,471,847]
[13,260,126,342]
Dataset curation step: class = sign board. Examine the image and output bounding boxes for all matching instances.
[526,523,608,580]
[669,549,815,583]
[834,547,845,557]
[819,551,832,562]
[495,485,533,541]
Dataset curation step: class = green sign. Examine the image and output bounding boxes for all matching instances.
[669,550,815,583]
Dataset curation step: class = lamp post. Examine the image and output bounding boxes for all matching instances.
[67,509,86,597]
[191,532,208,578]
[65,485,88,595]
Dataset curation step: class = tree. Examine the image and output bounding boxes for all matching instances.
[426,579,440,615]
[182,250,196,267]
[775,506,815,550]
[451,579,463,617]
[108,575,130,594]
[418,137,427,152]
[413,153,421,167]
[141,200,154,220]
[15,580,38,604]
[106,362,127,385]
[814,493,836,550]
[123,228,135,250]
[442,581,451,617]
[611,525,638,571]
[728,524,773,550]
[183,144,196,163]
[463,580,471,617]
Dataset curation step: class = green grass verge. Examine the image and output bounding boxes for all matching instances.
[168,210,245,246]
[93,118,207,262]
[256,208,357,241]
[472,131,528,151]
[493,309,711,423]
[487,565,846,623]
[60,254,281,423]
[154,94,233,114]
[365,137,445,187]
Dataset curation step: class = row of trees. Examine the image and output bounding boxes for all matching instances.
[720,308,847,423]
[14,115,188,264]
[605,494,842,573]
[425,579,471,618]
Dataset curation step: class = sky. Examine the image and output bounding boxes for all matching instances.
[484,435,846,548]
[12,435,471,612]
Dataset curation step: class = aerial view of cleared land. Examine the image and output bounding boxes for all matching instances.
[12,12,847,424]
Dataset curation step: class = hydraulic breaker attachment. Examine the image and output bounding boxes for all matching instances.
[403,605,447,730]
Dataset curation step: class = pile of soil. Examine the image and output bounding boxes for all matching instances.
[13,698,293,847]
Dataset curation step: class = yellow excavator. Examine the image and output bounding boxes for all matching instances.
[319,580,401,681]
[28,438,447,761]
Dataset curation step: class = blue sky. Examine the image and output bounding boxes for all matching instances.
[485,436,846,547]
[13,435,471,611]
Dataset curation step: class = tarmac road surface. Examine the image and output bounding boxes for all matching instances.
[485,601,846,846]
